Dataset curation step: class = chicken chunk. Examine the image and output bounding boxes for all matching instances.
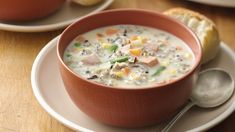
[143,43,158,52]
[81,53,101,65]
[139,56,158,67]
[120,44,130,55]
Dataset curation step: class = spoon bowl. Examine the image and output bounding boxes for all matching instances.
[162,68,234,132]
[191,68,234,108]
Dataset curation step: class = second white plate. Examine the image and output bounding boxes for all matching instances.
[0,0,113,32]
[189,0,235,8]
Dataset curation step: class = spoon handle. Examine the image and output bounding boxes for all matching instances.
[161,101,195,132]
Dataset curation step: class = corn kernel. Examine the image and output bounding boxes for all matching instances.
[115,71,124,78]
[130,73,140,80]
[184,53,192,59]
[98,38,104,42]
[101,43,111,48]
[169,69,177,75]
[129,48,141,56]
[131,36,138,40]
[131,39,142,47]
[161,60,169,66]
[142,38,148,43]
[137,36,142,41]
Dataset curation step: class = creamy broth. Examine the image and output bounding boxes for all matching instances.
[63,25,195,88]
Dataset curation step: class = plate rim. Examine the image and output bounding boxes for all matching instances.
[188,0,235,8]
[31,36,235,132]
[0,0,113,32]
[31,36,95,132]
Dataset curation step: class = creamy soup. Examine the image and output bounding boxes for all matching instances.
[63,25,195,88]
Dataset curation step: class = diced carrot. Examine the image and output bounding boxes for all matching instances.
[71,48,80,53]
[161,40,169,45]
[121,67,130,75]
[129,48,142,56]
[142,38,148,43]
[74,35,85,42]
[176,46,183,50]
[105,28,118,35]
[156,80,167,85]
[131,35,138,40]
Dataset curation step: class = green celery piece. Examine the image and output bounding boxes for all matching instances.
[152,66,166,76]
[66,54,71,57]
[109,45,118,52]
[74,42,81,47]
[110,56,129,64]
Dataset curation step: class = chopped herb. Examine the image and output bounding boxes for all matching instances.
[112,37,120,43]
[109,45,118,52]
[123,29,127,36]
[96,33,104,37]
[110,56,129,64]
[107,38,111,42]
[110,65,114,69]
[152,66,166,76]
[134,57,137,63]
[74,42,81,47]
[128,57,137,64]
[132,65,140,68]
[166,36,170,40]
[85,70,90,74]
[87,75,98,80]
[66,54,72,57]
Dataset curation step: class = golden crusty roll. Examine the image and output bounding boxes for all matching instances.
[164,8,220,64]
[72,0,102,6]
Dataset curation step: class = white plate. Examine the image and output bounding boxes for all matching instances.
[31,36,235,132]
[0,0,113,32]
[188,0,235,8]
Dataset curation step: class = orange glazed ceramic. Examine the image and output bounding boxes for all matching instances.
[0,0,65,21]
[57,9,202,127]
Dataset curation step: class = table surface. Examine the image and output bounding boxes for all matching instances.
[1,0,235,132]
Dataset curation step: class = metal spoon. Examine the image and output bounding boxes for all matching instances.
[162,68,234,132]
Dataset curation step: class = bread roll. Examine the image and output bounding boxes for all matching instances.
[72,0,102,6]
[164,8,220,64]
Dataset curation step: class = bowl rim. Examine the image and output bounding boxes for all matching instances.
[57,8,202,90]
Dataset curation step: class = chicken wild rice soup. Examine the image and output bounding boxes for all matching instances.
[63,25,195,88]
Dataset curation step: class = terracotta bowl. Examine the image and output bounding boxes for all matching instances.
[57,9,202,127]
[0,0,65,21]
